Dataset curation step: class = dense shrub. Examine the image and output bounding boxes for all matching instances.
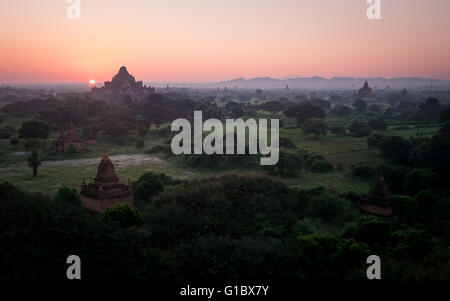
[134,172,181,204]
[103,203,144,228]
[342,215,392,252]
[377,163,410,194]
[297,187,357,223]
[54,187,80,206]
[263,149,304,177]
[366,134,383,149]
[415,190,437,210]
[279,136,297,149]
[309,159,334,173]
[135,138,145,148]
[351,163,376,179]
[368,119,387,131]
[403,169,440,196]
[349,120,372,137]
[304,153,325,169]
[378,136,412,165]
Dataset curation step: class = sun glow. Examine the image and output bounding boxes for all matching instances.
[89,79,96,85]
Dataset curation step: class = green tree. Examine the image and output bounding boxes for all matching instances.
[348,120,372,137]
[353,99,368,114]
[378,136,412,165]
[284,102,325,127]
[54,187,81,206]
[103,203,144,228]
[302,118,328,138]
[368,118,387,131]
[25,139,42,177]
[330,125,346,136]
[134,172,179,203]
[135,138,145,148]
[10,138,20,148]
[18,120,50,139]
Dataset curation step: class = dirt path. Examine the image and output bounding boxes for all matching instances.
[42,154,163,168]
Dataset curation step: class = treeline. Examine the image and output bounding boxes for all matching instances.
[1,172,449,280]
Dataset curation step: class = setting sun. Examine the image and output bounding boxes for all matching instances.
[89,79,96,85]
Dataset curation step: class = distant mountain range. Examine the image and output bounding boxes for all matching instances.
[216,76,450,90]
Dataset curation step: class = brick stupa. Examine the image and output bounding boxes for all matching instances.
[51,119,86,153]
[359,176,393,217]
[80,149,133,213]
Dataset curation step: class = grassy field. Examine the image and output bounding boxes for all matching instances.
[0,120,441,197]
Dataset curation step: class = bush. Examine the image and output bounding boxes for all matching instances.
[366,134,383,149]
[54,187,80,206]
[330,125,346,136]
[279,136,297,149]
[298,189,357,223]
[103,203,144,228]
[378,136,412,165]
[263,149,303,177]
[147,144,173,156]
[392,228,437,259]
[309,159,334,173]
[304,153,325,169]
[302,118,328,138]
[403,169,440,196]
[377,163,410,194]
[66,144,77,154]
[351,163,376,179]
[134,172,180,204]
[10,138,20,148]
[0,129,12,139]
[368,119,387,131]
[343,215,392,251]
[349,120,372,137]
[415,190,437,210]
[294,232,369,279]
[391,195,421,225]
[135,138,145,148]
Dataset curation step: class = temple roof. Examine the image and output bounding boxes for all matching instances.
[94,149,119,183]
[66,119,79,139]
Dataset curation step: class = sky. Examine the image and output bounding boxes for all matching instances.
[0,0,449,83]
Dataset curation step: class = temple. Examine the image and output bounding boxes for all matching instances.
[80,149,134,213]
[359,176,393,217]
[90,66,155,102]
[50,119,86,153]
[357,81,374,99]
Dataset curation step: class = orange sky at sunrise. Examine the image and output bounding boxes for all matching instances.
[0,0,449,83]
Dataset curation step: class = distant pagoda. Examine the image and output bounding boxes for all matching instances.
[359,176,393,217]
[80,149,133,213]
[90,66,155,102]
[357,81,374,99]
[50,119,86,153]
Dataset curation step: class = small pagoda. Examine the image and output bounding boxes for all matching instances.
[51,119,86,153]
[359,176,393,217]
[80,149,133,213]
[357,81,374,99]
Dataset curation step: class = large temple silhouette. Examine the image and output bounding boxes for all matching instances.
[357,81,374,99]
[90,66,155,102]
[80,149,133,213]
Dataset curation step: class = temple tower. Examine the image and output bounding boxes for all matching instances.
[80,149,133,213]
